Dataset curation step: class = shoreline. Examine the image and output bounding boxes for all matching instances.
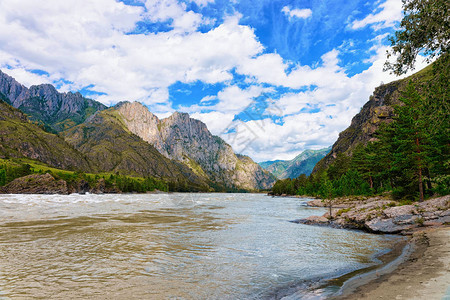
[333,227,450,299]
[288,195,450,299]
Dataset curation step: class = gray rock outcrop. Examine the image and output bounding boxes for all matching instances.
[0,173,69,194]
[115,101,276,190]
[297,195,450,234]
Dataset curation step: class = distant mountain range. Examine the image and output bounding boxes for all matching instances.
[0,70,275,191]
[259,147,331,179]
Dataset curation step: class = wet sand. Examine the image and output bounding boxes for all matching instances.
[335,227,450,300]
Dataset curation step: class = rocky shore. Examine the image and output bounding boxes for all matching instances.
[293,195,449,234]
[291,195,450,299]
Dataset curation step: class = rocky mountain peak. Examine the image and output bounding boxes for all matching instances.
[115,102,276,190]
[115,101,168,157]
[0,70,106,132]
[0,70,28,106]
[116,101,160,122]
[168,111,190,121]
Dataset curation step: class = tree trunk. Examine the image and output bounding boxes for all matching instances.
[418,167,424,202]
[369,175,373,189]
[415,136,424,202]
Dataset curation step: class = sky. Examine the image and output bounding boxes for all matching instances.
[0,0,429,162]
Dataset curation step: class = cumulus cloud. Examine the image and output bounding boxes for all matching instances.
[1,68,51,87]
[351,0,402,30]
[222,44,428,162]
[145,0,211,32]
[237,49,345,89]
[281,6,312,20]
[0,1,262,105]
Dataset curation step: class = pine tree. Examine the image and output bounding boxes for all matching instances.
[389,81,430,201]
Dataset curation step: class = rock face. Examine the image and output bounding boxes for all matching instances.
[0,70,106,132]
[63,107,210,191]
[0,173,69,194]
[312,64,433,173]
[260,147,331,179]
[0,100,91,171]
[115,102,276,190]
[297,195,450,234]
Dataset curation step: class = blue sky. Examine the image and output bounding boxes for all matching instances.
[0,0,429,161]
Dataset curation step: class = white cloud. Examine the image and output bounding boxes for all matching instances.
[0,68,50,87]
[351,0,402,30]
[0,1,262,105]
[222,43,429,162]
[214,85,270,114]
[281,6,312,20]
[145,0,211,32]
[237,49,345,89]
[177,84,271,134]
[200,95,216,103]
[191,111,235,135]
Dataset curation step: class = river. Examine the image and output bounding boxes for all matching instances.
[0,193,402,299]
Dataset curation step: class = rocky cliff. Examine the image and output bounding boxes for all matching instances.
[312,64,433,174]
[0,70,106,132]
[63,107,210,191]
[115,101,276,190]
[260,147,331,179]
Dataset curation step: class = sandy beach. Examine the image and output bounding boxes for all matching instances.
[335,227,450,300]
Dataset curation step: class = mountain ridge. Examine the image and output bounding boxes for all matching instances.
[0,70,106,132]
[260,147,331,179]
[115,101,276,190]
[0,70,275,191]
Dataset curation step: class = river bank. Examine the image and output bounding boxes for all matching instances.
[290,195,449,299]
[335,227,450,299]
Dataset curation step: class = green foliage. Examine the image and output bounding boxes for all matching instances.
[0,168,6,186]
[0,162,32,186]
[385,0,450,75]
[327,153,351,181]
[0,158,171,193]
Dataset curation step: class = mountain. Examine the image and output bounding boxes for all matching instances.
[62,107,210,191]
[0,70,274,191]
[0,99,91,171]
[113,101,276,190]
[312,63,435,174]
[260,147,331,179]
[0,70,106,132]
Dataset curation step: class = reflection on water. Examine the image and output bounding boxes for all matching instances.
[0,193,401,299]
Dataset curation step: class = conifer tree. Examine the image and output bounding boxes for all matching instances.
[389,81,430,201]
